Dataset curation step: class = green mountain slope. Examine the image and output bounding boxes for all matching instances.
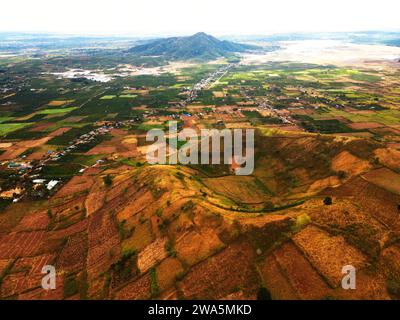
[128,32,258,60]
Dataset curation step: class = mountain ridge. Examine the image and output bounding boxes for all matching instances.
[128,32,258,60]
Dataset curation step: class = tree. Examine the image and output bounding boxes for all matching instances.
[324,196,333,206]
[257,287,272,300]
[103,175,113,187]
[387,277,400,297]
[337,170,347,180]
[263,201,274,211]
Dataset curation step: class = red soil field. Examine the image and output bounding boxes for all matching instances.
[0,231,47,259]
[13,210,50,232]
[54,174,95,198]
[114,274,151,300]
[178,241,259,299]
[327,177,400,230]
[347,122,385,130]
[0,254,56,298]
[271,241,331,299]
[86,209,120,297]
[57,231,88,273]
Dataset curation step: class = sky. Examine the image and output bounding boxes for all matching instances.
[0,0,399,36]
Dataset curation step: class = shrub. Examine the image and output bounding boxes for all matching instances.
[121,248,136,260]
[175,172,184,180]
[257,287,272,300]
[118,220,134,240]
[78,271,88,300]
[291,214,311,232]
[337,171,347,179]
[182,200,194,212]
[110,249,137,284]
[323,196,333,205]
[387,277,400,296]
[158,218,170,232]
[64,274,79,298]
[150,267,159,297]
[155,209,163,217]
[0,260,15,286]
[139,216,147,224]
[104,272,111,289]
[263,201,274,211]
[103,174,113,186]
[166,241,176,257]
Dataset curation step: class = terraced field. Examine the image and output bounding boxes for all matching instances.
[0,130,399,300]
[1,36,400,300]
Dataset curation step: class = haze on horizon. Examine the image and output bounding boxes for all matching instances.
[0,0,399,37]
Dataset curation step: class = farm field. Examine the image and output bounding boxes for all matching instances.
[0,32,400,301]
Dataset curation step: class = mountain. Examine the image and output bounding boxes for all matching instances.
[0,131,397,299]
[128,32,258,60]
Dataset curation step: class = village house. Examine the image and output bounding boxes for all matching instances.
[0,186,24,199]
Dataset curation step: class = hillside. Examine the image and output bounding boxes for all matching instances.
[128,32,258,60]
[1,130,400,300]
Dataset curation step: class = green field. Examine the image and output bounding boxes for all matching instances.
[37,107,78,115]
[312,108,400,126]
[57,154,105,166]
[119,94,138,99]
[0,117,13,124]
[100,95,116,100]
[0,123,32,136]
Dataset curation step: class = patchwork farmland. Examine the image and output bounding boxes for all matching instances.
[1,32,400,301]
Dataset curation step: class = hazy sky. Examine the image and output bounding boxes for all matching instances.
[0,0,399,36]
